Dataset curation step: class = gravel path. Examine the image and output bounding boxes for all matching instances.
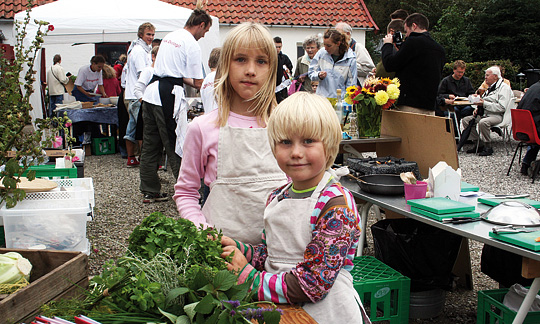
[85,136,537,323]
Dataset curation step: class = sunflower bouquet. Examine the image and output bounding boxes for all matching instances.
[345,77,400,137]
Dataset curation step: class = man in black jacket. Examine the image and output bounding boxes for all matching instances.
[437,60,476,130]
[382,13,445,115]
[274,36,293,103]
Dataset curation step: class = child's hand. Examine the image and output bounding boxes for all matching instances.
[221,235,236,248]
[221,246,248,271]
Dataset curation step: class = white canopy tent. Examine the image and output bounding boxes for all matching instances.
[13,0,220,121]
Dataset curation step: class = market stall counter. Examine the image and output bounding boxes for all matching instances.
[341,177,540,324]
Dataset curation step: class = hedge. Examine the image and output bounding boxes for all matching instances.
[442,60,521,90]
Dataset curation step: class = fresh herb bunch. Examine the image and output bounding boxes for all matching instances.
[42,213,282,323]
[128,212,228,275]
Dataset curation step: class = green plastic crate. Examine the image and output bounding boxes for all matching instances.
[91,137,116,155]
[477,289,540,324]
[352,256,411,323]
[21,164,77,179]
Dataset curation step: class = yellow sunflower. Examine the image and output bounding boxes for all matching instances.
[346,85,358,96]
[380,77,392,85]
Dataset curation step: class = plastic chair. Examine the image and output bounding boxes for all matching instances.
[506,109,540,182]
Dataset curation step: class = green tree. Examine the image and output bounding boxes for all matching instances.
[431,4,474,63]
[469,0,540,69]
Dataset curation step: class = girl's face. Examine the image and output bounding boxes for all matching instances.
[274,134,327,191]
[323,38,340,56]
[229,47,271,113]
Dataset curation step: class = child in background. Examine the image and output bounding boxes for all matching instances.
[221,92,369,323]
[173,22,288,245]
[97,64,121,97]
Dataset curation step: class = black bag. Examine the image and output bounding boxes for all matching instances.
[371,219,462,291]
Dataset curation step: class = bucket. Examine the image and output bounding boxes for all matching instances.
[404,181,428,201]
[409,289,446,319]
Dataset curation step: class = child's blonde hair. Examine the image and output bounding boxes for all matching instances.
[214,22,277,127]
[267,92,342,169]
[101,64,116,79]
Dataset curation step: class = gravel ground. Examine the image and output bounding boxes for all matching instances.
[84,135,538,323]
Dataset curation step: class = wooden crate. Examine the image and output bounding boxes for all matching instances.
[0,249,88,324]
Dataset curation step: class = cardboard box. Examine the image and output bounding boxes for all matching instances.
[0,249,89,324]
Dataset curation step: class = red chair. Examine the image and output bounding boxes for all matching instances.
[506,109,540,182]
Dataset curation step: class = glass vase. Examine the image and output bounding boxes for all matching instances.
[356,103,382,138]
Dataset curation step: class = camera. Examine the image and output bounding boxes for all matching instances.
[392,31,404,48]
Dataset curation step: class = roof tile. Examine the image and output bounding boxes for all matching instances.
[1,0,377,30]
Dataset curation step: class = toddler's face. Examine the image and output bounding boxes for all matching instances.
[311,81,319,93]
[274,134,327,190]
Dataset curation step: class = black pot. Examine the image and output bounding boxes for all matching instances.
[357,174,404,196]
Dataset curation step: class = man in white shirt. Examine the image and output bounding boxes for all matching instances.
[72,55,107,102]
[200,47,220,113]
[124,22,155,168]
[140,8,212,203]
[46,54,70,117]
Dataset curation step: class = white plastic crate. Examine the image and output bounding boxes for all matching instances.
[0,198,90,252]
[24,177,94,208]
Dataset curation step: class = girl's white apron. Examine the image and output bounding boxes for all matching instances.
[202,124,287,245]
[263,169,370,323]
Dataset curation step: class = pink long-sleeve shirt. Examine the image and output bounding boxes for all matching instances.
[173,109,262,227]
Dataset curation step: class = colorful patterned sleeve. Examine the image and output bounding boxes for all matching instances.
[291,184,361,302]
[237,183,361,305]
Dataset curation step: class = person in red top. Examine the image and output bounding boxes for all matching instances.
[98,64,121,97]
[113,54,127,80]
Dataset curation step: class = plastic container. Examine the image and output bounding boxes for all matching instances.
[109,96,119,105]
[351,256,411,323]
[404,181,428,201]
[0,198,90,252]
[91,137,116,155]
[23,177,95,209]
[477,288,540,324]
[99,97,110,105]
[20,164,77,179]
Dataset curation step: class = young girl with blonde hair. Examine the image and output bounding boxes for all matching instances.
[174,22,288,245]
[221,92,369,323]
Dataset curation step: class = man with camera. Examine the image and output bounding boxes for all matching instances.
[375,19,404,79]
[381,13,445,115]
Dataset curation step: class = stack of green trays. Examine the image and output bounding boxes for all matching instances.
[407,197,479,221]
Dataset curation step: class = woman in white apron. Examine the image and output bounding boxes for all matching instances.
[174,23,287,245]
[221,93,370,323]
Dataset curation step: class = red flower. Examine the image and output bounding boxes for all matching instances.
[48,25,54,32]
[382,99,395,110]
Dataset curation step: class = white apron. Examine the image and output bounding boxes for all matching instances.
[202,124,288,245]
[264,169,370,323]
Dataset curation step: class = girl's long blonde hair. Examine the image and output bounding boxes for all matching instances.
[214,22,278,127]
